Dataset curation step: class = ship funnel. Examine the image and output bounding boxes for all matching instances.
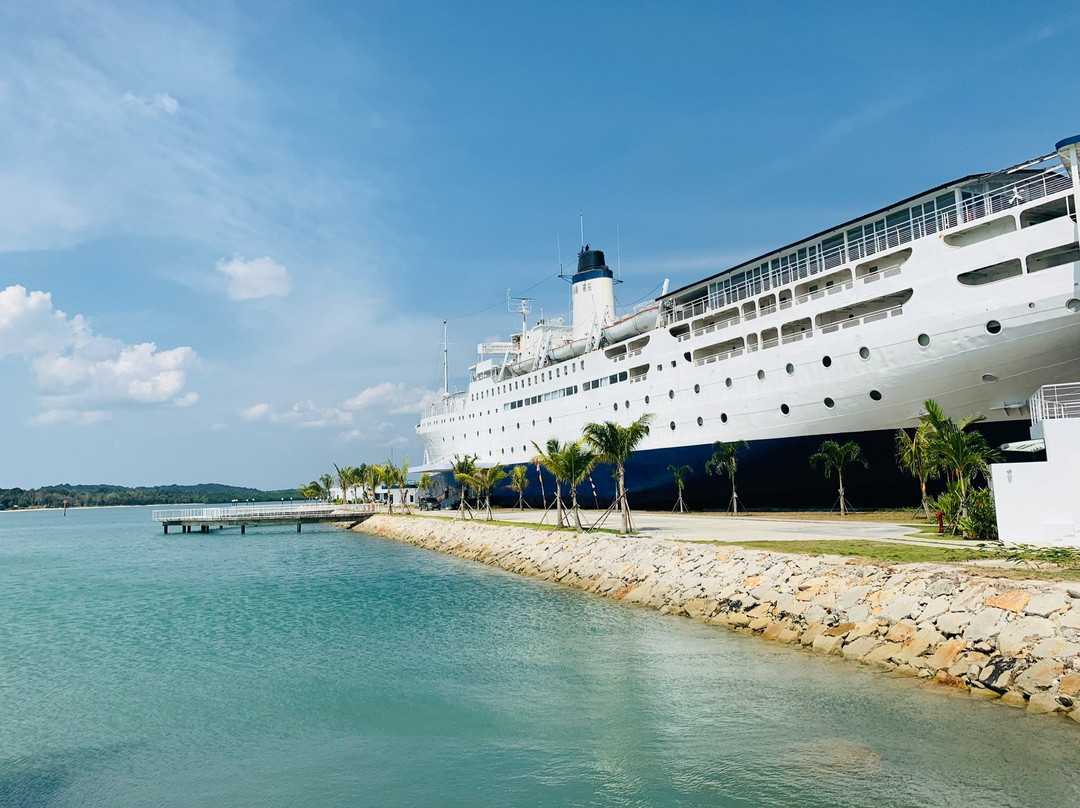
[571,247,616,342]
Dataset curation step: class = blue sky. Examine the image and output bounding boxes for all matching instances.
[1,0,1078,489]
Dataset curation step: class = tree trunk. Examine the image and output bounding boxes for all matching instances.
[618,464,628,534]
[572,487,583,530]
[555,482,564,529]
[731,476,739,516]
[920,479,930,520]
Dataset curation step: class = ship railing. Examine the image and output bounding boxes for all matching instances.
[422,391,467,418]
[960,170,1072,224]
[693,347,745,367]
[661,170,1072,327]
[1030,383,1080,424]
[818,305,904,334]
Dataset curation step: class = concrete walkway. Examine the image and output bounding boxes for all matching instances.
[434,507,977,549]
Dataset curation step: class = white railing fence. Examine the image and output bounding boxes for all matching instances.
[1030,383,1080,424]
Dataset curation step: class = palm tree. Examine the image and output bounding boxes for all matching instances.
[369,464,391,512]
[532,439,567,528]
[668,464,692,512]
[458,465,509,520]
[509,465,530,510]
[396,456,411,513]
[809,440,867,516]
[335,464,361,503]
[418,473,433,497]
[354,463,370,502]
[318,473,334,502]
[582,414,654,534]
[705,440,748,515]
[298,481,322,500]
[539,440,597,530]
[895,423,936,519]
[451,454,479,520]
[932,428,1002,528]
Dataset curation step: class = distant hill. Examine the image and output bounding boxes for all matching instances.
[0,483,303,510]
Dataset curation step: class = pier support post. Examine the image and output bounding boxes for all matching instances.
[163,524,168,534]
[297,522,302,533]
[241,524,246,535]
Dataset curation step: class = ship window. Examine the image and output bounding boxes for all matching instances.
[670,360,677,368]
[958,259,1022,286]
[668,390,675,399]
[625,400,630,409]
[613,403,618,411]
[918,333,930,347]
[684,352,692,362]
[619,371,627,382]
[725,377,732,388]
[694,384,700,394]
[986,320,1002,334]
[548,417,552,423]
[1027,243,1080,273]
[721,413,728,423]
[657,364,662,371]
[786,363,795,375]
[822,356,832,368]
[824,397,835,408]
[644,395,650,404]
[859,347,870,360]
[697,416,703,426]
[982,374,998,383]
[869,389,883,401]
[1068,299,1080,313]
[780,404,790,415]
[757,369,765,381]
[669,421,676,431]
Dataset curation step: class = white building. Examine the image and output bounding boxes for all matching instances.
[991,383,1080,546]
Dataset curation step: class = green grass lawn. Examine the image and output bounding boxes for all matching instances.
[712,539,1000,564]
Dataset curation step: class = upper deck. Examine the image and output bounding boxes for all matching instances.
[661,155,1073,323]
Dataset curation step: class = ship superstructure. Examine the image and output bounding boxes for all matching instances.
[416,135,1080,506]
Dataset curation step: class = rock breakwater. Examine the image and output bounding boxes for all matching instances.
[357,515,1080,720]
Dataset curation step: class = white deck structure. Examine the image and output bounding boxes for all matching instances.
[991,383,1080,547]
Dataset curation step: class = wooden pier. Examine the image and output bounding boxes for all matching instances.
[152,502,376,534]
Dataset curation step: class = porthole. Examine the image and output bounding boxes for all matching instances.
[785,363,795,375]
[669,390,675,399]
[670,361,677,368]
[644,395,650,405]
[532,420,535,426]
[1067,299,1080,313]
[824,397,835,408]
[613,403,618,411]
[822,356,832,368]
[548,417,552,424]
[1028,302,1036,309]
[917,333,930,347]
[516,423,520,429]
[625,400,630,409]
[683,352,692,362]
[757,369,765,381]
[696,416,703,426]
[869,389,883,401]
[986,320,1002,334]
[780,403,790,415]
[523,445,527,451]
[720,412,728,423]
[982,373,998,383]
[670,421,676,431]
[725,377,732,388]
[859,347,870,360]
[694,384,700,394]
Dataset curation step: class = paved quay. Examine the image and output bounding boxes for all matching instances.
[427,507,975,548]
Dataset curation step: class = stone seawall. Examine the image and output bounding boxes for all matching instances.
[356,515,1080,720]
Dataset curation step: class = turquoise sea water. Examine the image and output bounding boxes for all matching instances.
[1,507,1078,807]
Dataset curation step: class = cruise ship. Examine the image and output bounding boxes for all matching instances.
[416,135,1080,508]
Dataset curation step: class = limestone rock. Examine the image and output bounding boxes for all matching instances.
[985,589,1032,613]
[1027,692,1063,714]
[885,622,917,643]
[812,634,844,655]
[919,597,951,623]
[1025,590,1070,617]
[825,621,857,638]
[935,611,972,637]
[895,628,944,666]
[1000,690,1028,708]
[1014,659,1064,694]
[1058,672,1080,696]
[925,638,967,672]
[964,608,1006,643]
[1030,637,1080,660]
[878,595,922,624]
[864,642,901,667]
[997,616,1056,656]
[842,636,881,660]
[776,627,801,644]
[979,657,1018,692]
[748,617,771,632]
[801,623,827,646]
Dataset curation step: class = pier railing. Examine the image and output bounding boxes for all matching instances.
[1030,383,1080,424]
[152,502,375,523]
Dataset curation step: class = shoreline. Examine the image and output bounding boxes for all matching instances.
[353,514,1080,722]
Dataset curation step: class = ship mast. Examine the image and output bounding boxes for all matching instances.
[442,319,449,398]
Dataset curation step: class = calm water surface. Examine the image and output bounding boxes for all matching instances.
[1,506,1078,807]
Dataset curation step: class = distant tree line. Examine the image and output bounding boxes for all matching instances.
[0,483,301,510]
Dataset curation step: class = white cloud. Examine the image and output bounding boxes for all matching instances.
[0,284,198,424]
[343,381,429,415]
[216,256,293,301]
[120,91,180,116]
[239,400,352,429]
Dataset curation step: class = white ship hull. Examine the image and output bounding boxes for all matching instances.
[417,137,1080,506]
